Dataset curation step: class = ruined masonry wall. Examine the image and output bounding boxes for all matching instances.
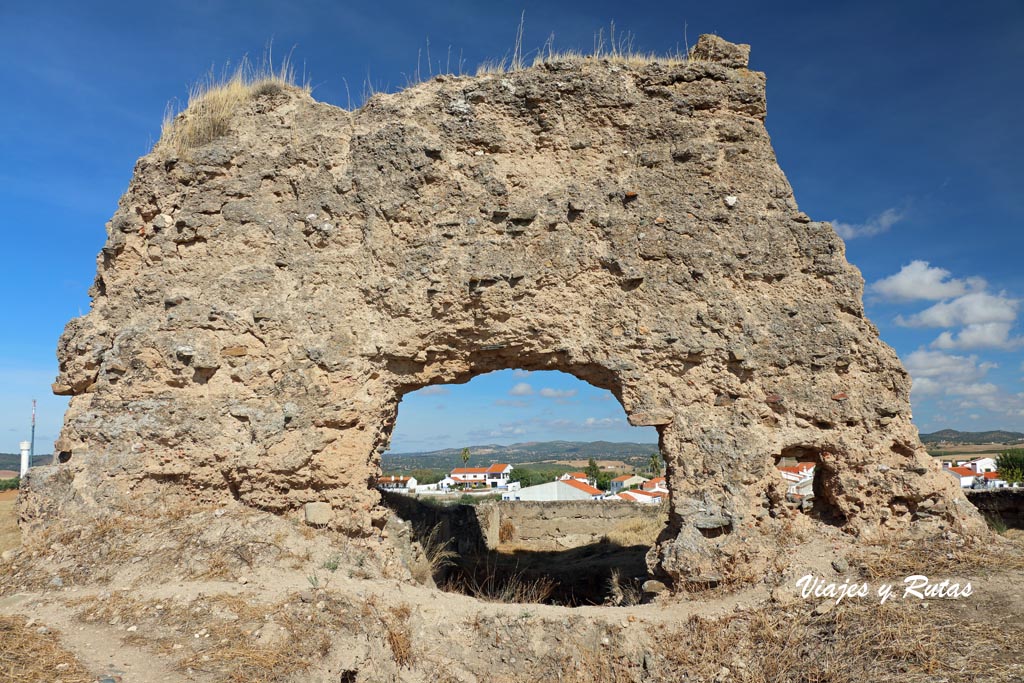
[27,35,985,585]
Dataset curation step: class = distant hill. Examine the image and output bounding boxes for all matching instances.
[383,440,660,472]
[919,430,1024,445]
[0,453,52,472]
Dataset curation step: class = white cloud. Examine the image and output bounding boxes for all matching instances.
[946,382,999,397]
[904,348,1022,418]
[875,261,1022,351]
[539,388,578,399]
[508,382,533,396]
[904,349,996,397]
[871,261,983,302]
[582,417,621,429]
[832,208,903,240]
[898,292,1018,328]
[493,399,530,408]
[512,370,531,378]
[418,386,450,396]
[932,322,1024,351]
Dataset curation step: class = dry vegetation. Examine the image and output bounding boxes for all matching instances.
[0,615,94,682]
[475,19,689,76]
[641,599,1021,683]
[851,534,1024,581]
[157,52,308,157]
[70,591,334,683]
[444,557,557,604]
[602,506,668,547]
[0,501,352,596]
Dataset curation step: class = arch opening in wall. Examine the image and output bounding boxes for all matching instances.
[376,368,669,606]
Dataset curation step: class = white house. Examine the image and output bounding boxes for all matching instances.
[610,474,649,494]
[777,463,815,495]
[375,475,417,492]
[445,463,514,489]
[641,477,668,493]
[945,467,977,488]
[502,479,604,501]
[559,471,591,484]
[965,457,997,474]
[616,489,666,504]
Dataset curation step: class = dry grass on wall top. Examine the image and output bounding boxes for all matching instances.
[157,55,308,157]
[155,22,700,157]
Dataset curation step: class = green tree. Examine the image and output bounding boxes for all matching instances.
[649,452,663,477]
[585,457,600,483]
[996,449,1024,484]
[409,469,444,485]
[460,447,470,467]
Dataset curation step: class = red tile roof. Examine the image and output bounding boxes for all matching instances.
[983,471,1001,480]
[486,463,511,473]
[377,475,413,484]
[612,474,645,482]
[949,467,975,477]
[629,489,666,499]
[642,477,666,490]
[562,479,603,496]
[451,467,489,475]
[564,472,588,479]
[778,462,815,474]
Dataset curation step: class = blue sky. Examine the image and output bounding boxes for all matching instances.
[1,1,1022,454]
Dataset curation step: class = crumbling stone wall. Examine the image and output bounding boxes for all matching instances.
[27,35,985,586]
[477,500,667,550]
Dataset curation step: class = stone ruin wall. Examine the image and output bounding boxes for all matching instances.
[24,35,986,586]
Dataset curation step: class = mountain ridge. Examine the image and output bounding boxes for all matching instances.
[919,429,1024,445]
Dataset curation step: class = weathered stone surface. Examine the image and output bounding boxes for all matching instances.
[23,36,986,586]
[304,502,332,526]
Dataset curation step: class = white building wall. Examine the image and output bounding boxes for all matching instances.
[503,481,594,501]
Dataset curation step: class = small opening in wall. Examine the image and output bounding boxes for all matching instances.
[773,446,846,526]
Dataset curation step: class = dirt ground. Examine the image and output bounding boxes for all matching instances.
[1,498,1023,683]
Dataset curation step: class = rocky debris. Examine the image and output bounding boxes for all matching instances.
[25,34,986,587]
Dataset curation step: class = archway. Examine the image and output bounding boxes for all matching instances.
[379,369,666,605]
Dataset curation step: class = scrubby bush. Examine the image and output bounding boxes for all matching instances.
[0,477,18,491]
[996,449,1024,484]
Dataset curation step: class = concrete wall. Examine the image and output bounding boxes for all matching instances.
[478,500,667,550]
[383,492,668,555]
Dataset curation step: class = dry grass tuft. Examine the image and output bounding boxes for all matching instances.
[602,510,667,547]
[445,557,556,604]
[419,522,459,580]
[477,21,689,76]
[382,603,413,668]
[605,567,643,606]
[498,518,515,544]
[0,615,94,682]
[158,51,308,157]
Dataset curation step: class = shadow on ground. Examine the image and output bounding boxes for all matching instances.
[381,491,651,606]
